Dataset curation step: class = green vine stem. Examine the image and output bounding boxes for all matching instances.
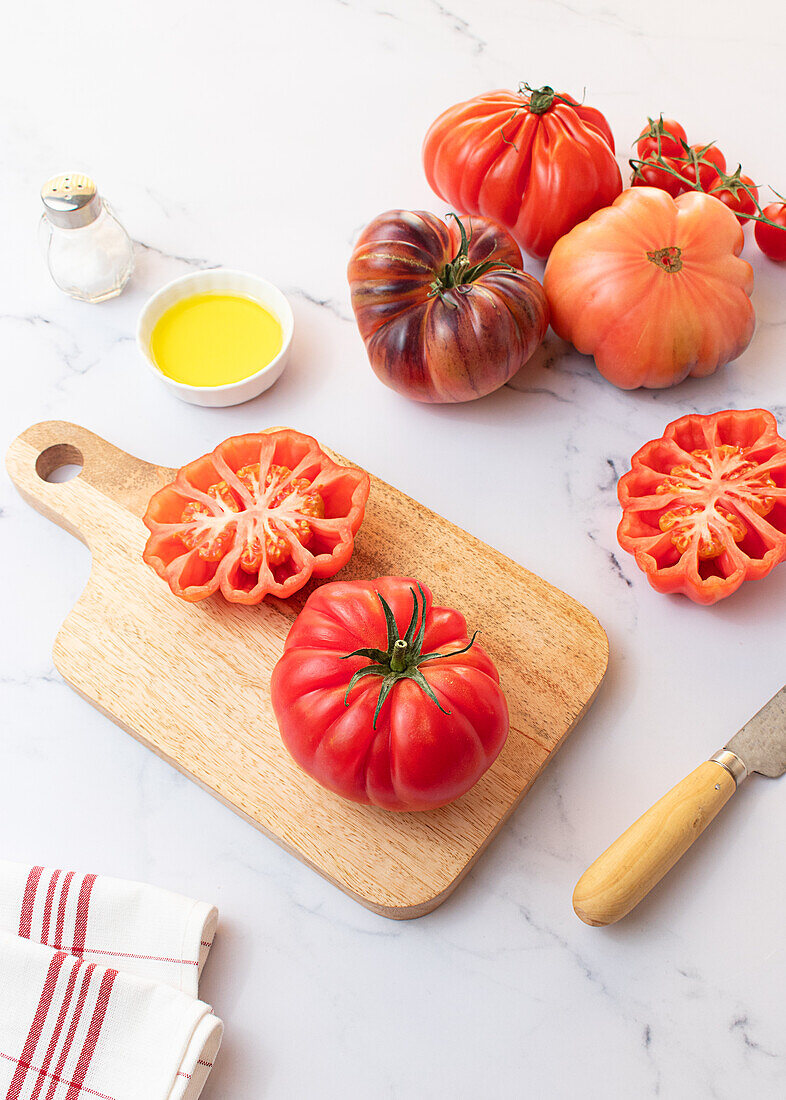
[340,583,479,729]
[501,82,586,149]
[518,82,586,110]
[428,213,515,303]
[629,116,786,233]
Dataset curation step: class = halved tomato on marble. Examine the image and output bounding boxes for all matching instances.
[617,410,786,605]
[143,429,370,603]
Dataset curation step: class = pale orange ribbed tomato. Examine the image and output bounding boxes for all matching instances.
[543,187,755,390]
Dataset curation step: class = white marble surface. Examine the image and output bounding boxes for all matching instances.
[2,1,786,1096]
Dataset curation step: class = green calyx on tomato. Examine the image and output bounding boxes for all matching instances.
[647,245,683,273]
[429,214,514,302]
[522,83,559,115]
[517,82,588,116]
[341,583,478,727]
[635,116,688,159]
[708,166,760,222]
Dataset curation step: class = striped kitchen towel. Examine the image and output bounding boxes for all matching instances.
[0,863,217,997]
[0,864,222,1100]
[0,934,222,1099]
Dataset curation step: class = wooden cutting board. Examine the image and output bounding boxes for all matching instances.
[7,421,608,919]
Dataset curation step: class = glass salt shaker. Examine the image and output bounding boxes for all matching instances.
[40,173,135,302]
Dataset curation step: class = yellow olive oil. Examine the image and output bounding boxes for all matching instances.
[150,293,283,387]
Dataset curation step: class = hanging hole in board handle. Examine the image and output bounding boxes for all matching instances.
[35,443,84,484]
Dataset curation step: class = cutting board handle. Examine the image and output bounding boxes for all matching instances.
[5,420,171,546]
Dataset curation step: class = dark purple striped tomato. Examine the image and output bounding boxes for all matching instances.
[347,210,549,403]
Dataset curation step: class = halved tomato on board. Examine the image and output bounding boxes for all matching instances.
[617,410,786,605]
[143,429,370,603]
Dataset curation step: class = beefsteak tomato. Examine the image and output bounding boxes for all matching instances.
[143,430,370,603]
[542,187,755,389]
[347,211,548,402]
[422,85,622,259]
[617,410,786,604]
[271,578,509,811]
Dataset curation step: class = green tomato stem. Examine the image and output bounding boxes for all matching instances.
[526,85,556,115]
[390,639,409,672]
[629,152,785,231]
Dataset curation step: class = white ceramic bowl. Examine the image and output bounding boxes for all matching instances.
[136,268,294,407]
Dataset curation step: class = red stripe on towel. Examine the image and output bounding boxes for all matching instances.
[0,1052,115,1100]
[6,950,69,1099]
[80,946,198,966]
[53,870,76,951]
[65,969,117,1099]
[41,870,62,947]
[19,865,45,939]
[30,956,82,1100]
[44,963,96,1100]
[71,874,97,958]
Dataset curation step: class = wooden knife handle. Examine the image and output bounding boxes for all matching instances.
[573,760,738,926]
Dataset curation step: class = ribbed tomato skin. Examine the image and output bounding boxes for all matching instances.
[347,210,549,402]
[422,89,622,259]
[543,188,755,389]
[271,577,510,811]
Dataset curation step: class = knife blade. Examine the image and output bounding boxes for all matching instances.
[573,685,786,926]
[722,685,786,779]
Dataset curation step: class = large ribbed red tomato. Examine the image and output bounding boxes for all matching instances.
[143,429,369,604]
[271,578,509,811]
[618,410,786,604]
[422,84,622,259]
[348,210,548,402]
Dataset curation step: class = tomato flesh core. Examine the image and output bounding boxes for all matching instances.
[656,445,776,560]
[178,463,325,572]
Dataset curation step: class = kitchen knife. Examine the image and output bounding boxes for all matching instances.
[573,686,786,926]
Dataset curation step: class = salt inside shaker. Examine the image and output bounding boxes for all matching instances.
[40,173,134,302]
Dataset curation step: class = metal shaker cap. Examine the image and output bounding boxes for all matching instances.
[41,173,102,228]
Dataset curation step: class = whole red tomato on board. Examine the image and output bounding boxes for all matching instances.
[422,84,622,259]
[543,188,755,389]
[617,410,786,605]
[755,202,786,261]
[347,210,549,402]
[636,117,687,159]
[271,578,509,811]
[710,169,759,223]
[143,430,370,603]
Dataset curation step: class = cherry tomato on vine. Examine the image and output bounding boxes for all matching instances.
[676,143,727,191]
[631,157,686,198]
[636,117,687,160]
[710,171,760,223]
[754,203,786,261]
